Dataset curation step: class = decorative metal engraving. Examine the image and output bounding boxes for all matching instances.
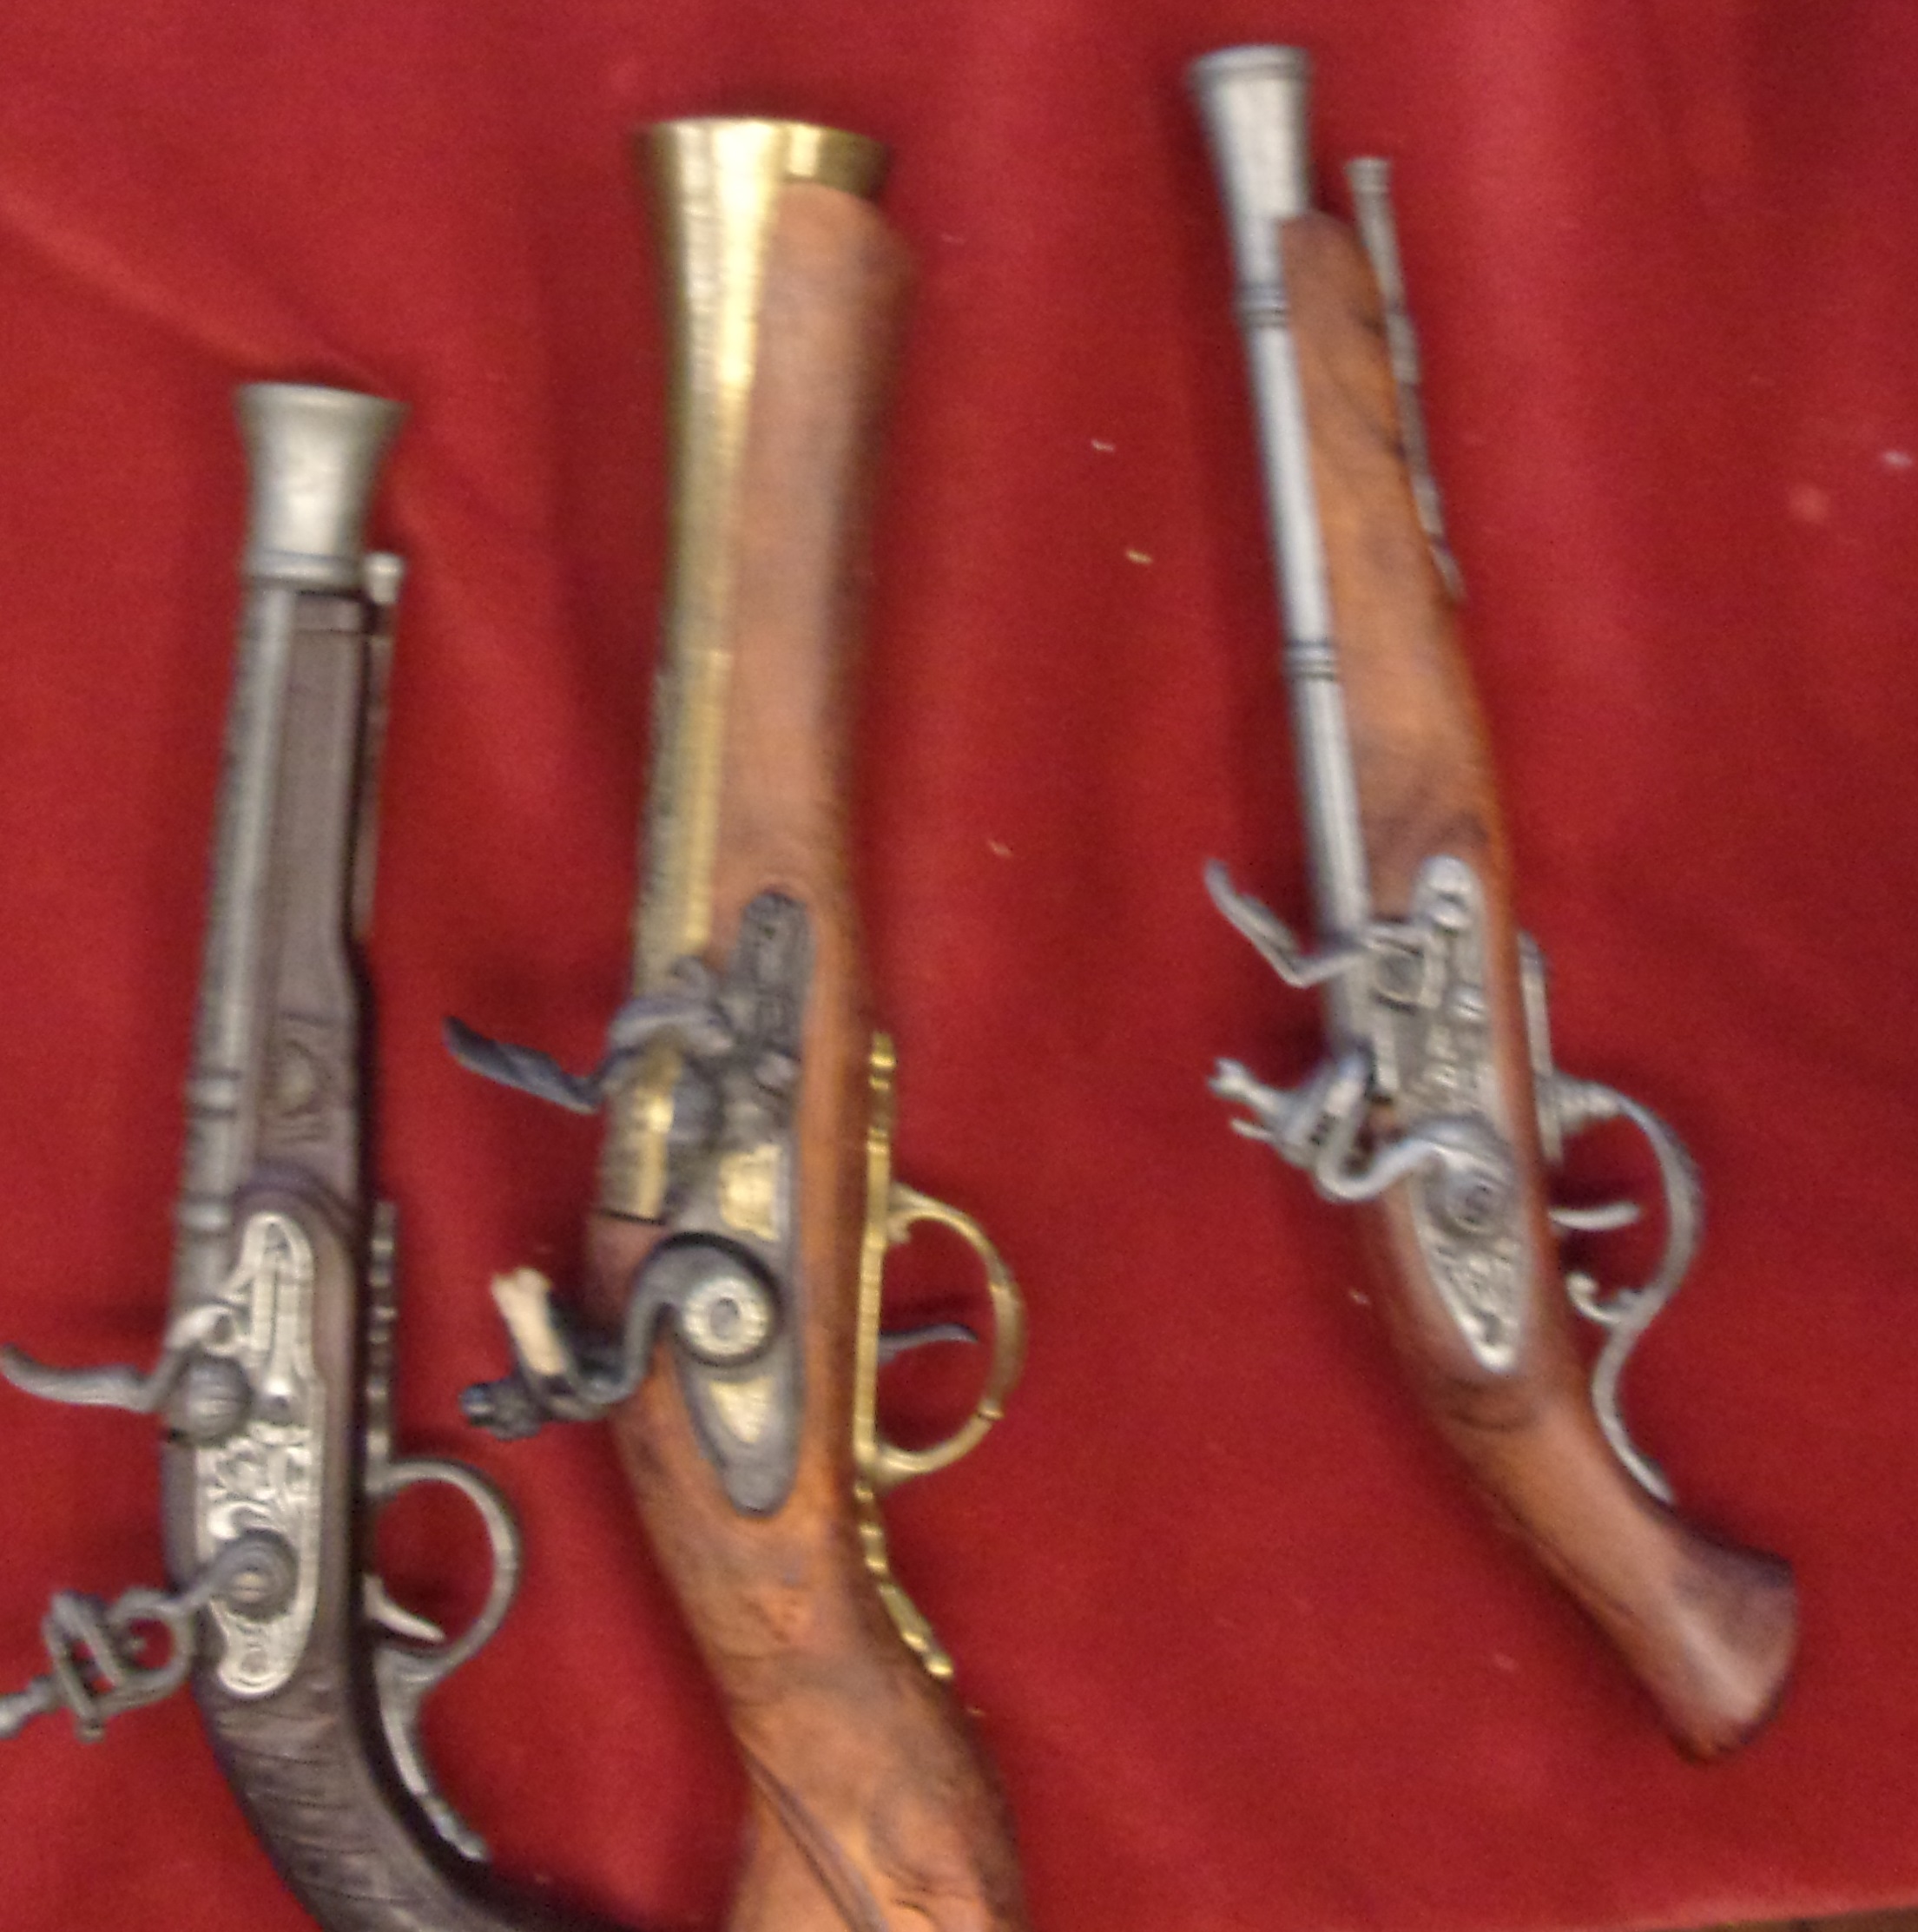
[1210,854,1529,1373]
[716,1143,784,1242]
[196,1210,326,1697]
[452,891,812,1514]
[1209,852,1705,1481]
[1377,860,1526,1370]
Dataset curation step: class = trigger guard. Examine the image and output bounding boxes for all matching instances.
[363,1455,524,1862]
[365,1455,521,1675]
[1549,1075,1703,1505]
[1551,1076,1702,1332]
[867,1183,1027,1495]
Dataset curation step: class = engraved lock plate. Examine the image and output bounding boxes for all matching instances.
[656,892,809,1511]
[194,1210,325,1696]
[451,892,813,1514]
[1373,856,1532,1372]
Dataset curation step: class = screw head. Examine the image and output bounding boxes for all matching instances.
[217,1533,299,1621]
[678,1268,776,1366]
[1433,1157,1512,1236]
[171,1356,252,1445]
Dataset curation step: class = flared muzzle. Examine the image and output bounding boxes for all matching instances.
[237,382,405,589]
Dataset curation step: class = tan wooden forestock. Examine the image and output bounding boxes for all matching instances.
[1282,211,1796,1757]
[582,183,1028,1930]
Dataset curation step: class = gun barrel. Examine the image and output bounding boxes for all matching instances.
[172,385,403,1314]
[239,383,405,589]
[596,119,888,1222]
[1190,47,1374,1019]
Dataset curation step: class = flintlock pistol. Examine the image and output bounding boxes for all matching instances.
[1191,46,1796,1757]
[445,120,1031,1929]
[0,386,622,1929]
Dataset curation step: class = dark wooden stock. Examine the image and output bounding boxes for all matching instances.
[171,600,614,1932]
[1282,211,1796,1757]
[583,185,1028,1931]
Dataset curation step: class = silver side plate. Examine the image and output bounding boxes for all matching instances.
[196,1210,325,1697]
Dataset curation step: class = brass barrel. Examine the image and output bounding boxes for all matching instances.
[599,122,886,1219]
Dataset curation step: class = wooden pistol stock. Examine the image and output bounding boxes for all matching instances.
[1192,46,1796,1757]
[451,122,1030,1929]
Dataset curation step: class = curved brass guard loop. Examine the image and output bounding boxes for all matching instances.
[867,1184,1026,1493]
[852,1034,1025,1678]
[365,1454,523,1861]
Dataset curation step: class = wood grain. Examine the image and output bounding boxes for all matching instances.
[583,181,1028,1931]
[1282,209,1796,1757]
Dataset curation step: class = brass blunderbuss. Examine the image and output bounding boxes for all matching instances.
[443,119,1032,1929]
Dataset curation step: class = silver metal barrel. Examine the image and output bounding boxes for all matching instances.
[238,384,405,590]
[172,385,403,1315]
[1190,48,1372,1035]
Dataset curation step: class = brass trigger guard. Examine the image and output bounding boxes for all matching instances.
[864,1182,1026,1493]
[364,1454,522,1861]
[852,1034,1025,1679]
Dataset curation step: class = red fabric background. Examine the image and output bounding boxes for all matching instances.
[0,3,1913,1929]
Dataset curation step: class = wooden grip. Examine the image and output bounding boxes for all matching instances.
[188,1180,612,1932]
[192,1185,598,1931]
[1282,211,1796,1757]
[585,183,1028,1929]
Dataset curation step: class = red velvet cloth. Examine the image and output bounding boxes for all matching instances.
[0,3,1913,1928]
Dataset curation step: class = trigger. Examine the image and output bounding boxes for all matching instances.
[1550,1199,1641,1235]
[877,1322,976,1367]
[364,1575,446,1646]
